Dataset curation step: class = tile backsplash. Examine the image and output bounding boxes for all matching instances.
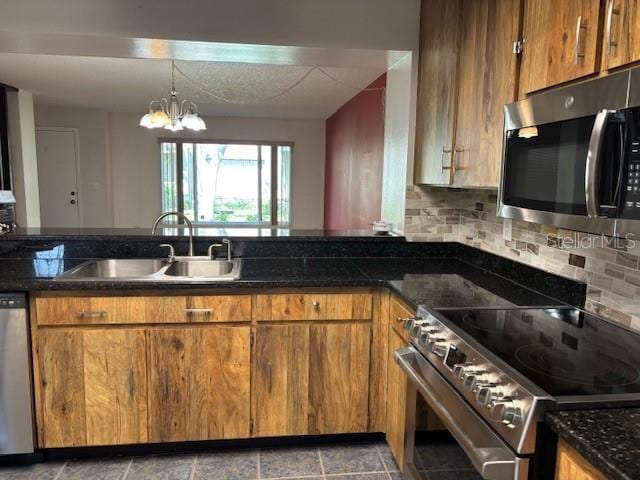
[405,185,640,331]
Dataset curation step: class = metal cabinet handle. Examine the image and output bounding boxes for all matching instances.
[441,146,453,171]
[396,316,405,324]
[312,301,320,309]
[453,147,466,172]
[185,308,213,316]
[76,310,107,318]
[575,15,588,64]
[605,0,621,55]
[267,364,272,393]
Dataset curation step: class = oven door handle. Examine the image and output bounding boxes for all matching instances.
[585,109,614,218]
[395,347,528,480]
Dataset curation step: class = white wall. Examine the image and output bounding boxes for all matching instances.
[34,106,111,227]
[380,53,416,233]
[7,90,40,227]
[109,113,325,229]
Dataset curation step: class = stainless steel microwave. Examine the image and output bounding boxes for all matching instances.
[498,67,640,238]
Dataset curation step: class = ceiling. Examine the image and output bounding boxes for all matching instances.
[0,53,386,119]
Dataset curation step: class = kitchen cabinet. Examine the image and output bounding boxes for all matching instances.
[253,322,371,437]
[386,326,409,470]
[31,289,381,448]
[520,0,602,94]
[602,0,640,70]
[35,328,148,447]
[414,0,520,188]
[414,0,461,185]
[452,0,521,187]
[555,439,606,480]
[147,326,251,442]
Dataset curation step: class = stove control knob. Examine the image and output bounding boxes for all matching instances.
[462,370,486,391]
[417,327,438,345]
[475,383,502,408]
[490,397,522,427]
[403,317,418,332]
[427,338,447,357]
[453,363,474,380]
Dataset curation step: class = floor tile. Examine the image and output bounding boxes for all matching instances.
[423,469,483,480]
[125,454,195,480]
[0,463,64,480]
[326,474,390,480]
[376,443,399,472]
[193,450,258,480]
[58,458,131,480]
[416,443,472,470]
[320,443,384,475]
[389,473,403,480]
[260,447,323,478]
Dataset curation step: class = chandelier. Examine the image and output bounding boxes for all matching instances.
[139,61,206,132]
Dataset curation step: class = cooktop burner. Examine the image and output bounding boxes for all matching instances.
[443,307,640,396]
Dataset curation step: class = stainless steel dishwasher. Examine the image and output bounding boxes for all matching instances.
[0,293,35,455]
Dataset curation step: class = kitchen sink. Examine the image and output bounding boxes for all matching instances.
[164,259,235,278]
[56,259,167,280]
[55,258,242,282]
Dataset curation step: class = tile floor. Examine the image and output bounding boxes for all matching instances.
[0,440,480,480]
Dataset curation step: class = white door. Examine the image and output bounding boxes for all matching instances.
[35,129,80,228]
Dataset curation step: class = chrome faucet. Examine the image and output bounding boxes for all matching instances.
[151,211,194,256]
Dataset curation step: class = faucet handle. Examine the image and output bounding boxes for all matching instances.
[222,238,232,262]
[207,243,223,259]
[159,244,176,263]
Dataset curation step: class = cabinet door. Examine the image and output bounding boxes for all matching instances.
[520,0,602,94]
[147,326,251,442]
[36,329,147,447]
[253,323,371,437]
[602,0,640,70]
[385,328,409,470]
[452,0,521,188]
[556,439,606,480]
[414,0,461,185]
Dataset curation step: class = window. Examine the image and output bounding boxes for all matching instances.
[160,140,292,226]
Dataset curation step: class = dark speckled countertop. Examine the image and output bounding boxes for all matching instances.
[547,409,640,480]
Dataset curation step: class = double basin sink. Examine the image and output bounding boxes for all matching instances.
[55,257,242,282]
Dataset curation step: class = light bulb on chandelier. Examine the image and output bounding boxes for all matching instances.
[139,61,206,132]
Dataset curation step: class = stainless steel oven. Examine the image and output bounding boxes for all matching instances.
[396,347,529,480]
[498,66,640,238]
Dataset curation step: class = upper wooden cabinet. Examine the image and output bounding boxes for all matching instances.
[520,0,602,94]
[414,0,520,188]
[602,0,640,70]
[414,0,461,185]
[452,0,521,187]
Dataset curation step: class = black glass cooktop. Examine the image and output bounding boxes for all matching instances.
[442,308,640,397]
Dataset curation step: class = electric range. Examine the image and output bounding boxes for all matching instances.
[395,305,640,480]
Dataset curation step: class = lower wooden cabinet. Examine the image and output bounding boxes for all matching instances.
[555,439,606,480]
[147,327,251,442]
[36,329,148,447]
[385,327,409,470]
[253,322,371,437]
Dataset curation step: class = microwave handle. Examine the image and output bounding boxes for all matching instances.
[585,109,613,218]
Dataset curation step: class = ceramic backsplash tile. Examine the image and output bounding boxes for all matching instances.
[406,185,640,331]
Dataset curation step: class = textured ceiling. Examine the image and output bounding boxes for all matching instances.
[0,53,386,119]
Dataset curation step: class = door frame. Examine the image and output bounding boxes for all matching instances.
[35,127,83,227]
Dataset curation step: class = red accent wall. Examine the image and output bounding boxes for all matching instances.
[324,73,386,230]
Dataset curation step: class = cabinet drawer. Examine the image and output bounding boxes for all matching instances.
[255,293,372,321]
[35,295,252,325]
[390,296,414,340]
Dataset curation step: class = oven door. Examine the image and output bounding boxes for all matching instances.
[395,347,529,480]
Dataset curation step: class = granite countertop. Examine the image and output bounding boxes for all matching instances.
[0,256,567,311]
[546,409,640,480]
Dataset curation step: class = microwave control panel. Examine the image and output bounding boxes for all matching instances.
[623,137,640,218]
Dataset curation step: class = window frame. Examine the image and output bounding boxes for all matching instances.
[158,138,293,227]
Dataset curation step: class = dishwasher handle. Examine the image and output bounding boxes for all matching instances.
[395,347,528,480]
